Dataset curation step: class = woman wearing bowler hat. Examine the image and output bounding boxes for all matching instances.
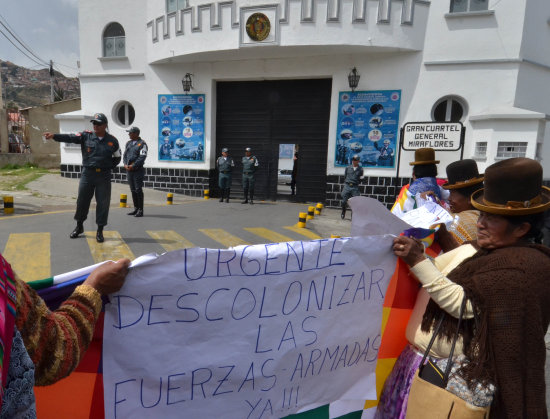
[378,158,550,417]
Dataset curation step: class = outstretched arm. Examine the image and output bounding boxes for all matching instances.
[15,259,130,385]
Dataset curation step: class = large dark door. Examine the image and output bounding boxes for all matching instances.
[216,79,331,202]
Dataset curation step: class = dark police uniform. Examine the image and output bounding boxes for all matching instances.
[241,153,259,204]
[123,135,148,215]
[217,153,235,202]
[53,131,121,227]
[341,162,364,218]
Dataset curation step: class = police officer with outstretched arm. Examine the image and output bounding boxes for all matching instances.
[217,147,234,203]
[123,126,148,217]
[44,113,122,243]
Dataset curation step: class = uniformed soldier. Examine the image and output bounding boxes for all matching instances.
[43,113,122,243]
[123,126,148,217]
[341,154,364,219]
[241,147,259,204]
[216,147,234,203]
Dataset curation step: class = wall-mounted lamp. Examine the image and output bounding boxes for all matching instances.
[348,67,360,92]
[182,73,193,94]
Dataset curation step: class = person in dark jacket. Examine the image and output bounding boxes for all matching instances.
[123,126,148,217]
[340,155,364,219]
[216,147,234,203]
[241,147,259,204]
[44,113,121,243]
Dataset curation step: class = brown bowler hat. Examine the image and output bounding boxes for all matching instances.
[409,148,440,166]
[471,157,550,215]
[442,159,484,190]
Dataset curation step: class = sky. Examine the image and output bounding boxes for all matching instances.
[0,0,79,77]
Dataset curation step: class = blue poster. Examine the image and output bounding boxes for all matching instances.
[158,94,205,162]
[335,90,401,168]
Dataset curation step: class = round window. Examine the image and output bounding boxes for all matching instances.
[114,101,135,127]
[431,96,467,122]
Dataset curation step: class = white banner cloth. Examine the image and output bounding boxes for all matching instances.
[103,236,396,418]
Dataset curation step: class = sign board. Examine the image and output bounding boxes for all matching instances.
[401,122,463,151]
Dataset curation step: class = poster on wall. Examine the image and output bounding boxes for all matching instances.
[335,90,401,168]
[158,94,205,162]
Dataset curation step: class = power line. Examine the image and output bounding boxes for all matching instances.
[0,13,49,66]
[0,27,48,68]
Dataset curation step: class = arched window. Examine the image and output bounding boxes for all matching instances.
[431,96,468,122]
[103,23,126,57]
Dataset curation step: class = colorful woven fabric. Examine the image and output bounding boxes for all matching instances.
[0,255,16,408]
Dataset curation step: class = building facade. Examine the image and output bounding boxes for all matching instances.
[57,0,550,206]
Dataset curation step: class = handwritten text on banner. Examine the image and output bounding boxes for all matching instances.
[103,236,396,418]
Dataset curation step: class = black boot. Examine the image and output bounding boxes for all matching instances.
[225,189,230,203]
[249,191,254,205]
[70,222,84,239]
[341,205,346,219]
[219,189,224,203]
[96,226,104,243]
[242,189,248,204]
[128,191,138,215]
[135,191,144,217]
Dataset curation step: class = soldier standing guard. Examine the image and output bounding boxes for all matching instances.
[340,154,364,219]
[217,147,234,203]
[241,147,259,204]
[43,113,122,243]
[123,126,148,217]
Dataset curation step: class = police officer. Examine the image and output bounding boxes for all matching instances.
[341,154,364,219]
[241,147,259,204]
[123,126,148,217]
[44,113,122,243]
[217,147,234,203]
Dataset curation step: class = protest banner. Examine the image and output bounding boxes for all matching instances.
[102,235,396,418]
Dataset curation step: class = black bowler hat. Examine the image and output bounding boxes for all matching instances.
[471,157,550,215]
[90,113,108,124]
[442,159,484,190]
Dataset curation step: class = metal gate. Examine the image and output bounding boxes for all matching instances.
[215,79,331,202]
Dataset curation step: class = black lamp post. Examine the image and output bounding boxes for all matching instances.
[182,73,193,94]
[348,67,360,92]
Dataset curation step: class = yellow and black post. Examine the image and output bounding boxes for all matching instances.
[315,203,323,216]
[298,212,307,228]
[120,194,127,207]
[167,193,174,205]
[204,189,210,200]
[3,196,13,214]
[307,206,315,220]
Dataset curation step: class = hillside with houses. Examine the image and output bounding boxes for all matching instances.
[1,60,80,110]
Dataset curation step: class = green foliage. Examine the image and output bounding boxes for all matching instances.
[0,165,54,191]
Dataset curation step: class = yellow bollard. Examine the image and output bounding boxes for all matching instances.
[315,202,323,215]
[204,189,210,200]
[119,194,127,207]
[298,212,307,228]
[3,196,13,214]
[330,234,341,239]
[167,193,173,205]
[307,206,315,220]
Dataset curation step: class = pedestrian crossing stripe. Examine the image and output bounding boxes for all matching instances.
[3,227,332,282]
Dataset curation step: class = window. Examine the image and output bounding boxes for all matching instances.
[114,101,135,127]
[450,0,489,13]
[496,142,527,159]
[167,0,188,13]
[474,141,487,159]
[431,96,467,122]
[103,23,125,57]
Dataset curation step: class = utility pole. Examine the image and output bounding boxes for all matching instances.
[49,60,54,103]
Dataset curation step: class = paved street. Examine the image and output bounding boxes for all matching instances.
[0,174,351,281]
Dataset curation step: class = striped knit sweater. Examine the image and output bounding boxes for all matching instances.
[13,275,102,386]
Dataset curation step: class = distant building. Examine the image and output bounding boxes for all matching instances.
[56,0,550,206]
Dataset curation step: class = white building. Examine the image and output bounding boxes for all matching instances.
[57,0,550,206]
